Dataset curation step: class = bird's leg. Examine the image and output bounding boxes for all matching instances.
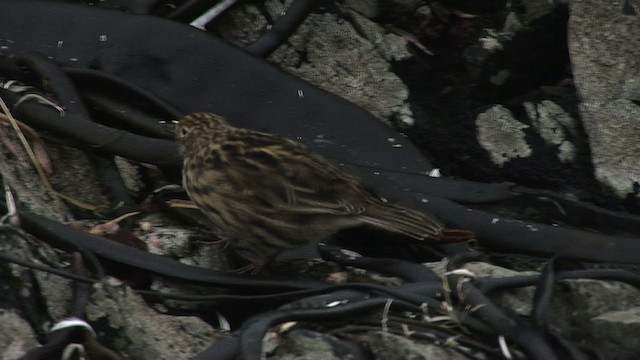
[439,229,476,242]
[230,252,287,275]
[208,238,230,248]
[232,260,266,275]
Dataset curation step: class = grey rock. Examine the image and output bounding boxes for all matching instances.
[214,3,268,47]
[477,29,504,53]
[86,278,220,360]
[489,69,510,85]
[592,307,640,359]
[621,78,640,102]
[343,0,379,18]
[580,99,640,197]
[347,10,412,62]
[465,27,509,80]
[501,12,524,39]
[0,130,72,222]
[464,2,558,84]
[437,259,640,359]
[547,278,640,358]
[46,144,111,211]
[137,212,228,270]
[462,262,538,316]
[568,0,640,197]
[213,1,416,126]
[272,329,362,360]
[114,156,144,193]
[0,226,82,356]
[384,0,422,12]
[0,119,115,222]
[569,0,640,105]
[264,0,289,20]
[0,225,74,319]
[269,327,474,360]
[368,331,468,360]
[520,0,558,22]
[483,264,640,359]
[268,13,415,126]
[416,5,432,18]
[3,2,640,359]
[476,105,532,167]
[35,270,74,321]
[0,310,39,360]
[524,100,578,163]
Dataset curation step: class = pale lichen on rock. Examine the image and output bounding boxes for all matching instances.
[524,100,577,163]
[476,105,532,167]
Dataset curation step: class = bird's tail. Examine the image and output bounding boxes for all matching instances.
[360,203,475,243]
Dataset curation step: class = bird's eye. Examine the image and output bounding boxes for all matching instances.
[178,126,191,138]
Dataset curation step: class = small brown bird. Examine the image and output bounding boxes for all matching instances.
[176,112,471,266]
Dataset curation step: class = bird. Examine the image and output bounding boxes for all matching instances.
[176,112,473,267]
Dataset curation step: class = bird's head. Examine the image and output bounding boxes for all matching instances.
[175,112,231,153]
[176,112,228,139]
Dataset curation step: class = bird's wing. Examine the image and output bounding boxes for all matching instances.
[218,135,366,216]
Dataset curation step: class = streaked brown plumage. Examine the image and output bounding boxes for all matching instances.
[176,112,466,264]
